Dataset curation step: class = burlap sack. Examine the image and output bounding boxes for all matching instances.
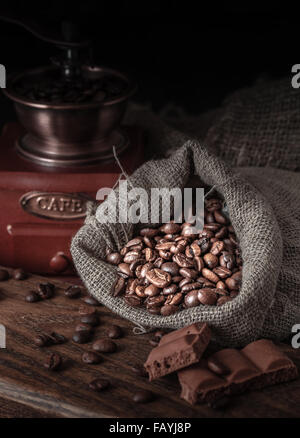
[71,139,300,347]
[205,77,300,170]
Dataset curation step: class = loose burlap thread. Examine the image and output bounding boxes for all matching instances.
[71,78,300,347]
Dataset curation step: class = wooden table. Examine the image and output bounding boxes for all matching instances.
[0,268,299,418]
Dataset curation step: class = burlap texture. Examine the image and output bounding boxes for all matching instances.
[205,78,300,170]
[71,139,300,347]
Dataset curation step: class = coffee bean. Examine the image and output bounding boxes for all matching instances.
[202,268,219,283]
[65,285,81,299]
[80,314,100,327]
[216,280,227,289]
[144,284,160,297]
[106,252,123,265]
[72,331,92,344]
[107,325,123,339]
[75,323,94,333]
[132,389,154,403]
[162,283,178,295]
[125,295,143,307]
[118,263,133,277]
[34,334,51,347]
[130,363,148,377]
[49,332,67,345]
[203,253,219,269]
[82,351,101,364]
[0,269,9,281]
[124,250,141,264]
[140,262,154,278]
[25,291,40,303]
[112,276,126,296]
[184,290,200,307]
[92,339,116,353]
[38,282,55,299]
[148,306,161,315]
[197,288,218,305]
[89,378,110,391]
[215,226,228,239]
[143,236,155,248]
[168,292,183,306]
[160,304,179,316]
[44,353,62,371]
[140,227,159,237]
[173,253,194,268]
[210,241,225,256]
[179,268,198,279]
[181,282,202,292]
[213,266,232,279]
[126,237,143,247]
[204,222,221,232]
[146,268,171,288]
[216,296,231,306]
[160,222,181,234]
[13,268,28,280]
[198,237,211,253]
[161,262,179,276]
[205,198,223,212]
[225,272,242,290]
[82,295,100,306]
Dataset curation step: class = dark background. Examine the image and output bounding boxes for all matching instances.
[0,1,297,119]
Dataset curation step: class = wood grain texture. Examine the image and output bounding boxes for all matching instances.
[0,267,299,418]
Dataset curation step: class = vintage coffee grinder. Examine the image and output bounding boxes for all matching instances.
[0,17,144,274]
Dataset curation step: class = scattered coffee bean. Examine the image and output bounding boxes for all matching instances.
[44,353,62,371]
[112,276,126,297]
[75,323,94,333]
[106,252,123,265]
[38,282,55,299]
[197,288,218,306]
[132,389,154,403]
[107,325,123,339]
[92,339,116,353]
[34,334,51,347]
[82,295,100,306]
[82,351,101,364]
[89,378,110,391]
[65,285,81,299]
[80,314,100,327]
[25,291,40,303]
[13,268,28,280]
[49,332,67,345]
[72,331,92,344]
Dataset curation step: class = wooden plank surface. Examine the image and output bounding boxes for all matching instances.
[0,267,299,418]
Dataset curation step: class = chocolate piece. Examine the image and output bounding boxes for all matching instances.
[144,323,211,380]
[178,339,298,405]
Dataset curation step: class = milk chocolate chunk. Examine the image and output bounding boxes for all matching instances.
[178,339,298,405]
[144,323,211,381]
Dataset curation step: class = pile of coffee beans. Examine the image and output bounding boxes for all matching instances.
[108,197,242,316]
[14,74,127,104]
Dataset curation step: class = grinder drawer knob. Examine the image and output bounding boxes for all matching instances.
[49,252,69,273]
